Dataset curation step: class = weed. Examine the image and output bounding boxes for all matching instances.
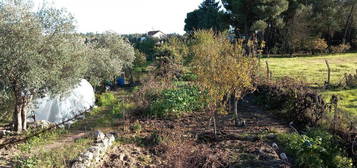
[277,129,353,168]
[33,137,92,168]
[14,156,38,168]
[18,129,68,153]
[130,120,142,134]
[97,92,117,106]
[111,102,124,118]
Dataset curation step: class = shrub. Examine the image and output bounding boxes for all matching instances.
[15,156,38,168]
[344,70,357,88]
[311,38,328,54]
[111,102,124,118]
[331,44,351,53]
[191,30,256,129]
[97,92,117,106]
[154,37,188,80]
[130,120,142,134]
[277,129,353,168]
[255,77,326,126]
[148,86,207,118]
[143,131,164,147]
[179,72,198,81]
[96,92,125,118]
[133,77,173,112]
[133,49,147,66]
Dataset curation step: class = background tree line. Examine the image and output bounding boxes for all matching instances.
[185,0,357,55]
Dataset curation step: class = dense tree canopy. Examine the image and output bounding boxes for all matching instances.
[222,0,288,33]
[184,0,229,33]
[182,0,357,54]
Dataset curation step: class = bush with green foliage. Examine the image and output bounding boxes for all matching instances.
[111,103,124,118]
[154,37,189,80]
[97,93,117,106]
[15,156,38,168]
[179,72,198,81]
[133,49,147,67]
[277,129,353,168]
[148,86,206,118]
[97,92,124,118]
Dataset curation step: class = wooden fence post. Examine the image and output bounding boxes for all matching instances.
[325,60,331,85]
[266,61,270,80]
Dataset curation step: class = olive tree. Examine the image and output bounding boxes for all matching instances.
[0,0,89,132]
[191,30,256,133]
[85,32,135,87]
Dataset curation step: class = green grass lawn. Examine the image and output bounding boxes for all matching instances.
[322,88,357,116]
[261,53,357,116]
[261,53,357,85]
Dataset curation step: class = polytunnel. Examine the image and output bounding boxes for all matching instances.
[29,79,95,123]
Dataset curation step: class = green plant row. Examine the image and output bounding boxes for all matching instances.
[147,86,207,118]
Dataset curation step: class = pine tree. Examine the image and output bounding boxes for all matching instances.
[184,0,229,33]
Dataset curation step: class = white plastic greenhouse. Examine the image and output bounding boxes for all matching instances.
[29,79,95,123]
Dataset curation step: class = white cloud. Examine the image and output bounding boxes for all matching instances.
[34,0,201,34]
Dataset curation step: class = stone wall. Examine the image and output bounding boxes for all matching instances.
[71,131,115,168]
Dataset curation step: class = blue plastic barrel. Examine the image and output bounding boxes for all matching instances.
[117,77,125,87]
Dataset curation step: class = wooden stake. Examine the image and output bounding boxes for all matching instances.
[325,60,331,85]
[266,61,270,80]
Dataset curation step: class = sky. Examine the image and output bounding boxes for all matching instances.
[33,0,202,35]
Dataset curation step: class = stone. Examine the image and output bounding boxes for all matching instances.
[257,146,280,161]
[280,153,288,161]
[267,133,277,140]
[81,151,94,161]
[30,120,53,129]
[94,130,105,143]
[106,134,115,142]
[72,131,116,168]
[0,130,8,137]
[272,143,279,151]
[119,153,126,161]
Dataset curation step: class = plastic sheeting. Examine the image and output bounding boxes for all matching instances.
[30,79,95,123]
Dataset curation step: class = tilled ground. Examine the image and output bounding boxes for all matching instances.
[100,100,292,168]
[0,97,293,168]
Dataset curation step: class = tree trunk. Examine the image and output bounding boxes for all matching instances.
[213,113,217,136]
[14,98,23,133]
[130,71,134,86]
[21,96,31,131]
[343,4,355,44]
[13,89,32,133]
[233,98,239,127]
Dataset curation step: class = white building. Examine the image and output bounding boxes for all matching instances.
[147,30,167,39]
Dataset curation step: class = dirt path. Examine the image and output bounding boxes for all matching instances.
[100,99,292,168]
[36,131,88,153]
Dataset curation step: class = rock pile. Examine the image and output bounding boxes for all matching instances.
[0,130,13,138]
[71,130,115,168]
